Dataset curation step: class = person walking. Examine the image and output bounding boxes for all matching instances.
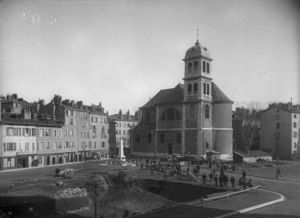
[230,176,235,188]
[202,173,207,185]
[214,175,218,186]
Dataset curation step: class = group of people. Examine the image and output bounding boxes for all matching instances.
[133,157,254,190]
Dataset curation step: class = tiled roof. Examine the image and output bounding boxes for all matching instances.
[234,150,272,158]
[142,84,183,108]
[211,82,233,104]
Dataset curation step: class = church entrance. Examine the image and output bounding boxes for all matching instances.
[168,144,173,154]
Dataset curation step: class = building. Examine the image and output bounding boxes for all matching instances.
[109,110,139,157]
[260,103,300,160]
[132,40,233,160]
[232,107,261,152]
[43,96,110,161]
[0,94,110,170]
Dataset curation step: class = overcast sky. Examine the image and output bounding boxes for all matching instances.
[0,0,299,114]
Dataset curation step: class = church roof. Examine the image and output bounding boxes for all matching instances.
[141,82,232,108]
[211,82,233,104]
[142,84,183,108]
[184,41,211,60]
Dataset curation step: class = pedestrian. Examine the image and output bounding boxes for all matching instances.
[230,176,235,188]
[141,163,144,170]
[219,175,223,187]
[276,167,281,178]
[209,171,213,182]
[242,170,246,178]
[214,175,218,186]
[238,177,242,189]
[247,179,253,188]
[242,177,247,190]
[202,173,207,185]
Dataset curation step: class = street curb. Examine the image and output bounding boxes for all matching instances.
[187,186,261,206]
[213,189,285,218]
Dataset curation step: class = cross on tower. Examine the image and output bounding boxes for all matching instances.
[196,28,199,45]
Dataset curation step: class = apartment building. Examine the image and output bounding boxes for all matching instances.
[0,94,109,170]
[260,103,300,160]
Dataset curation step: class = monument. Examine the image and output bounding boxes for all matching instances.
[119,139,126,161]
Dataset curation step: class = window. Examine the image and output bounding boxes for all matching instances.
[94,141,96,148]
[206,83,210,95]
[293,131,297,138]
[207,62,210,73]
[203,61,206,72]
[293,122,297,128]
[176,133,181,144]
[160,133,164,143]
[148,133,152,143]
[193,61,198,72]
[136,134,140,143]
[203,83,206,94]
[6,127,13,136]
[294,143,297,149]
[3,143,16,151]
[294,114,297,119]
[188,84,192,95]
[167,108,175,120]
[205,104,210,119]
[276,122,280,129]
[188,62,192,73]
[102,142,105,148]
[188,104,196,120]
[193,83,198,95]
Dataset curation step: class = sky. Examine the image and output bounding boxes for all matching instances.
[0,0,299,114]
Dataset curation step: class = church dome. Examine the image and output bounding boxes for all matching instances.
[184,41,211,60]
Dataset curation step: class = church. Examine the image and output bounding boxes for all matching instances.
[132,40,233,160]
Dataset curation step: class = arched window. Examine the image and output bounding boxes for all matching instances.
[203,83,206,94]
[136,134,140,143]
[193,83,198,95]
[193,61,198,72]
[207,62,210,73]
[148,133,152,143]
[176,133,181,144]
[203,61,206,72]
[167,108,174,120]
[188,63,192,73]
[206,83,210,95]
[205,104,210,119]
[189,104,196,120]
[188,84,192,95]
[163,108,181,120]
[160,133,164,143]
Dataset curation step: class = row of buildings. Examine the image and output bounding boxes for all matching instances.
[232,102,300,160]
[0,94,138,170]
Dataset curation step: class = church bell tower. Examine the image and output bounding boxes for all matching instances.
[182,38,213,156]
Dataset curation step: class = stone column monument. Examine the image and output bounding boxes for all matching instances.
[119,139,126,161]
